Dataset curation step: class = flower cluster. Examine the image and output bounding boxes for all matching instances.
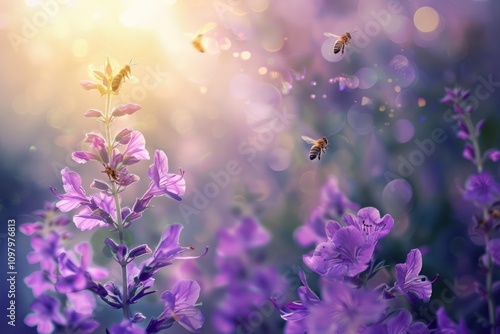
[441,87,500,333]
[275,182,437,333]
[20,202,101,334]
[23,56,206,333]
[212,216,287,333]
[294,176,359,248]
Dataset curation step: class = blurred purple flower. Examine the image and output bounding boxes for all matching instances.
[343,207,394,242]
[139,224,207,282]
[21,202,71,236]
[486,238,500,266]
[319,176,359,217]
[436,307,469,334]
[27,232,62,271]
[393,249,434,303]
[274,270,321,323]
[217,216,271,256]
[108,320,146,334]
[56,243,108,296]
[24,294,66,334]
[24,267,55,297]
[303,226,375,279]
[65,309,100,334]
[51,167,91,212]
[67,291,96,315]
[111,103,142,117]
[463,172,500,205]
[306,280,386,334]
[146,280,204,333]
[142,150,186,201]
[483,148,500,163]
[294,208,327,247]
[362,310,429,334]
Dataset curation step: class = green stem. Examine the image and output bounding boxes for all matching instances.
[104,90,130,320]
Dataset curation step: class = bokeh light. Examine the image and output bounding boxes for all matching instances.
[414,7,440,33]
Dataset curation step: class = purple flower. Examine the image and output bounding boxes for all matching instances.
[486,238,500,266]
[73,192,116,231]
[306,280,386,334]
[436,307,469,334]
[51,167,90,212]
[27,232,62,271]
[274,271,321,322]
[217,216,271,256]
[483,148,500,163]
[363,310,429,334]
[65,309,100,334]
[463,172,500,205]
[108,320,146,334]
[122,131,150,165]
[139,224,207,281]
[24,294,66,334]
[294,208,328,247]
[146,280,204,333]
[393,249,434,303]
[343,207,394,242]
[72,133,108,164]
[319,176,359,217]
[56,243,108,296]
[303,226,375,279]
[24,268,55,297]
[142,150,186,201]
[111,103,142,117]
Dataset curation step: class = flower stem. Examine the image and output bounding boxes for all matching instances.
[463,112,495,333]
[104,90,130,320]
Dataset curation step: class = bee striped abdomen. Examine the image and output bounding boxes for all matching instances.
[334,42,342,54]
[309,146,320,160]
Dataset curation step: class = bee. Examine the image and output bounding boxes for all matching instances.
[102,163,120,182]
[324,32,354,54]
[301,136,329,161]
[111,61,132,93]
[191,22,217,53]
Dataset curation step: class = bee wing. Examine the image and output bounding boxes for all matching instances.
[324,32,340,38]
[301,136,317,145]
[197,22,217,35]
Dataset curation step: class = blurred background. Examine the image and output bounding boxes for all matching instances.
[1,0,500,332]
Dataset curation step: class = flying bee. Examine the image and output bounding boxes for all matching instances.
[324,32,355,54]
[102,163,120,183]
[111,61,133,93]
[191,22,217,53]
[301,136,329,161]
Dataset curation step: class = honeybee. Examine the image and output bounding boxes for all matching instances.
[324,32,354,55]
[111,61,132,93]
[301,136,329,161]
[102,163,120,182]
[191,22,217,53]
